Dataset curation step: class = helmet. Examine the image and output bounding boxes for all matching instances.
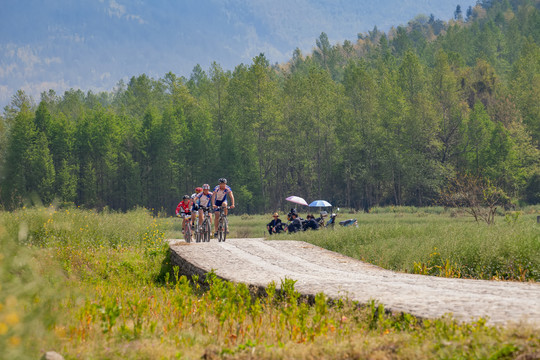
[219,178,227,184]
[183,195,190,200]
[202,184,210,190]
[195,187,203,193]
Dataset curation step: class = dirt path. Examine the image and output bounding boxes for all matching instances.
[169,238,540,327]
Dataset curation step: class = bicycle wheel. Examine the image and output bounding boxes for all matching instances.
[217,219,224,242]
[222,218,228,242]
[204,220,211,242]
[195,225,200,243]
[184,223,191,243]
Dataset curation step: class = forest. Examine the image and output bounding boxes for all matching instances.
[0,0,539,214]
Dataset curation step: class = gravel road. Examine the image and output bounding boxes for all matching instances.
[169,238,540,327]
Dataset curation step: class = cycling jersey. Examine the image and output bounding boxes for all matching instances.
[196,192,213,208]
[191,193,200,210]
[175,201,191,215]
[213,185,232,203]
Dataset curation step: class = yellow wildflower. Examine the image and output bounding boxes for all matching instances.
[5,313,19,325]
[0,322,7,335]
[8,336,21,347]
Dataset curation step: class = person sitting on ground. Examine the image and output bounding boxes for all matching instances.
[315,211,327,228]
[266,212,284,235]
[286,209,303,233]
[304,214,319,231]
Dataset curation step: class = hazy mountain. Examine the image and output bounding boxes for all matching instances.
[0,0,476,108]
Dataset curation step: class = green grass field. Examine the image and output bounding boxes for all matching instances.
[0,206,539,359]
[271,208,540,281]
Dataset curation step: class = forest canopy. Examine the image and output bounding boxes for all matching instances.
[1,0,539,214]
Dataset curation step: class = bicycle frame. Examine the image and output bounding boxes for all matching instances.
[199,206,212,242]
[182,213,192,243]
[217,204,230,242]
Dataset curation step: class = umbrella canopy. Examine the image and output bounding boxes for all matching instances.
[309,200,332,207]
[285,196,308,206]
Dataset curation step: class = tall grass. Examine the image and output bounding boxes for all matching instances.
[275,212,540,281]
[1,207,539,358]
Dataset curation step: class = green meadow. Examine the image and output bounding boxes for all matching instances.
[272,206,540,281]
[0,206,538,359]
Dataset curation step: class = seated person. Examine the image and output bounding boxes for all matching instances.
[304,214,319,231]
[315,211,328,228]
[286,209,303,233]
[266,212,284,235]
[327,213,337,227]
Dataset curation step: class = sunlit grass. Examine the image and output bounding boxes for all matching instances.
[1,206,539,359]
[274,210,540,281]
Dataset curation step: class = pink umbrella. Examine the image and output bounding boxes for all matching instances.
[286,196,308,206]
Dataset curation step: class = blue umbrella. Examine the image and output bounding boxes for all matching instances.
[309,200,332,207]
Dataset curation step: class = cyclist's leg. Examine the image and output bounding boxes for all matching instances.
[198,209,204,226]
[214,210,220,234]
[214,200,223,234]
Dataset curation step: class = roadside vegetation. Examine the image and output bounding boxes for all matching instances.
[274,206,540,281]
[1,206,539,358]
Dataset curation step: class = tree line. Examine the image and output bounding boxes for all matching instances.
[1,0,539,214]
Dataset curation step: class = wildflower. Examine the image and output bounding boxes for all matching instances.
[8,336,21,347]
[5,313,19,325]
[0,322,7,335]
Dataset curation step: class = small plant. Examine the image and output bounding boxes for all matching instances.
[504,211,522,225]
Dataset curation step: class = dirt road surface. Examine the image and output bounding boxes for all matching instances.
[169,238,540,327]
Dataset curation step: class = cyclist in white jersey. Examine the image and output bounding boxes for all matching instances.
[211,178,235,236]
[196,184,213,228]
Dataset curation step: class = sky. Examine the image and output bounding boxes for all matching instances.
[0,0,478,109]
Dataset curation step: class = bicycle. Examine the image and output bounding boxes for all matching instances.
[194,217,202,243]
[180,213,192,243]
[192,211,201,243]
[199,206,212,242]
[217,203,230,242]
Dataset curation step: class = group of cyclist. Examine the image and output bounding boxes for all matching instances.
[175,178,235,238]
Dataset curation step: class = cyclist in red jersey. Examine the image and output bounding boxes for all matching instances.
[175,195,192,233]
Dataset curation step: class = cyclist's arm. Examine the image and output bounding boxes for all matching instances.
[211,192,216,207]
[175,203,182,216]
[229,191,235,208]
